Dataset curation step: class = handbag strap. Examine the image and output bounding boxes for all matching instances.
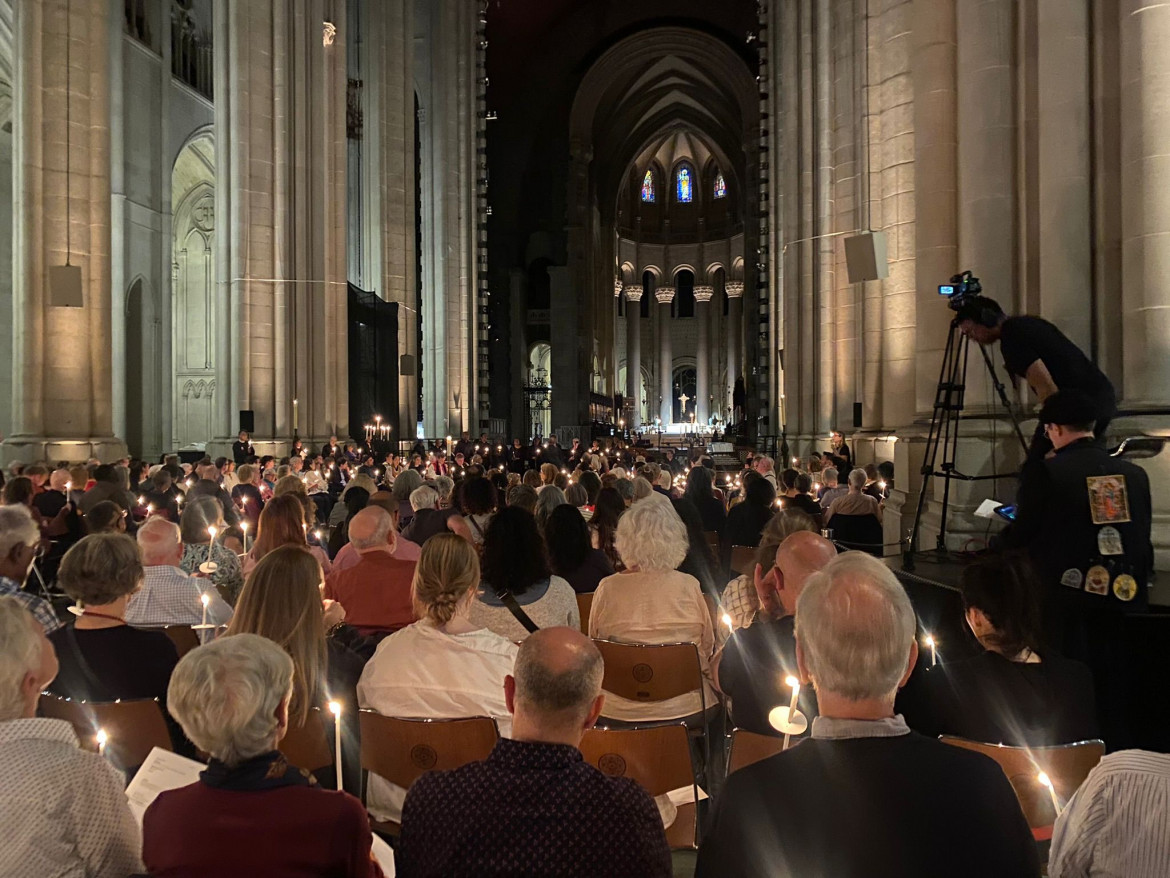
[497,590,540,634]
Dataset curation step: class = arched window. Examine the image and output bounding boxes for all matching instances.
[714,172,727,199]
[641,169,655,202]
[676,165,693,203]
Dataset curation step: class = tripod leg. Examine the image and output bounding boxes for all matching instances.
[976,343,1029,455]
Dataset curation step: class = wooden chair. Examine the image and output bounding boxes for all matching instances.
[591,639,714,778]
[727,727,785,775]
[279,706,333,774]
[729,545,757,577]
[160,625,201,658]
[940,736,1105,836]
[824,512,884,556]
[39,692,173,774]
[576,591,594,635]
[703,530,720,555]
[580,724,699,849]
[358,712,499,835]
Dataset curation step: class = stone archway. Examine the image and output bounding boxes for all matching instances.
[171,130,217,449]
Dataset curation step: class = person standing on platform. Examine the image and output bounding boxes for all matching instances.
[232,431,255,466]
[955,297,1116,458]
[998,390,1152,749]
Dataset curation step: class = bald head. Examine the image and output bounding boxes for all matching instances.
[774,531,837,615]
[137,517,183,566]
[348,506,395,552]
[511,627,604,733]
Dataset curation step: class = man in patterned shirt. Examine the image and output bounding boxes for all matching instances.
[0,505,60,634]
[397,627,671,877]
[127,517,233,628]
[0,597,142,876]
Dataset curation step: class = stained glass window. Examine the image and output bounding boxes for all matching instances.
[677,165,693,203]
[714,172,727,199]
[641,169,655,202]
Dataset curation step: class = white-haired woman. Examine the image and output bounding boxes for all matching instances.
[588,495,716,721]
[142,634,384,877]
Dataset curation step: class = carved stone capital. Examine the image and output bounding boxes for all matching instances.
[624,284,643,302]
[693,285,715,302]
[614,278,624,297]
[655,286,676,304]
[726,281,745,298]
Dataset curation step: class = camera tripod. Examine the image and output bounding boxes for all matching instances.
[903,318,1029,569]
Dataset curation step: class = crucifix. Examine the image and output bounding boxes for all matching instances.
[678,391,691,417]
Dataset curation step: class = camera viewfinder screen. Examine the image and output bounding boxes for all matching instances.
[939,285,956,297]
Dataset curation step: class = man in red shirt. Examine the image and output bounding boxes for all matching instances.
[324,507,417,635]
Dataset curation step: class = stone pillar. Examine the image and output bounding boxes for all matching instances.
[726,281,744,418]
[656,285,675,425]
[624,284,643,429]
[4,0,125,463]
[1120,0,1170,406]
[694,285,714,423]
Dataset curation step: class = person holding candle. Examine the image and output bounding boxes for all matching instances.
[142,634,384,877]
[227,547,367,793]
[0,597,143,877]
[696,552,1039,878]
[178,497,244,604]
[713,530,837,738]
[243,494,332,578]
[128,518,233,627]
[898,553,1097,748]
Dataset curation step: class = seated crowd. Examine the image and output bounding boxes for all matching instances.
[0,433,1164,877]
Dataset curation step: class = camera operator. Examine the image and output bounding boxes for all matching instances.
[954,296,1116,457]
[997,390,1151,747]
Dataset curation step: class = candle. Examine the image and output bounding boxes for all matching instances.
[96,727,108,756]
[782,675,801,749]
[1038,771,1061,817]
[328,700,343,791]
[293,398,299,433]
[925,634,937,667]
[200,592,210,628]
[240,521,248,553]
[64,481,72,503]
[206,526,218,565]
[721,612,733,632]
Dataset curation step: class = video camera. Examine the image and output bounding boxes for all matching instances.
[938,270,981,312]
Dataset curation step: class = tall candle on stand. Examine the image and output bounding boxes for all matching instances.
[328,701,343,791]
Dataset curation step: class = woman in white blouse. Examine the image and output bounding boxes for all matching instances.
[589,494,716,722]
[357,533,517,824]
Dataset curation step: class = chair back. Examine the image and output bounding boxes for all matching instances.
[591,639,703,704]
[39,692,173,773]
[729,545,757,577]
[580,724,698,849]
[358,712,499,795]
[940,736,1106,828]
[703,530,720,554]
[279,706,333,772]
[727,727,786,774]
[161,625,201,658]
[826,512,884,555]
[576,592,594,634]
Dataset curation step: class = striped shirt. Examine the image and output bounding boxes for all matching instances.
[0,576,61,634]
[1049,750,1170,878]
[125,565,233,628]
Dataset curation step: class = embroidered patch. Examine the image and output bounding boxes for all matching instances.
[1059,568,1084,590]
[1085,565,1110,596]
[1086,475,1131,524]
[1097,525,1124,556]
[1112,574,1138,602]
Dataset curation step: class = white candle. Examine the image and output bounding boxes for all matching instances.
[200,592,210,628]
[1038,771,1061,817]
[293,398,299,433]
[783,675,801,751]
[721,612,733,633]
[96,727,108,756]
[328,700,343,791]
[925,635,937,667]
[206,526,218,566]
[240,521,248,554]
[64,481,72,502]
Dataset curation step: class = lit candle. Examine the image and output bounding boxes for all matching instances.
[782,675,802,750]
[925,634,937,667]
[96,727,108,756]
[240,521,248,554]
[1038,771,1061,817]
[293,398,299,433]
[206,526,218,566]
[328,700,343,791]
[721,612,733,632]
[138,495,146,507]
[64,481,72,502]
[200,592,210,628]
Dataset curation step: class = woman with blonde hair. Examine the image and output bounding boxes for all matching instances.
[358,533,517,824]
[589,495,716,722]
[539,462,558,488]
[227,545,365,790]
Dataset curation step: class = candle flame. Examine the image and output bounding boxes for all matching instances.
[200,593,210,608]
[785,675,800,689]
[924,634,935,648]
[721,612,732,629]
[96,728,108,750]
[208,526,218,539]
[328,700,342,717]
[1037,771,1053,790]
[240,521,248,532]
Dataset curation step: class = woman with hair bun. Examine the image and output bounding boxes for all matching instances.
[357,534,517,825]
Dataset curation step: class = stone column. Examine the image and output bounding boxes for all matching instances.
[4,0,125,463]
[624,284,643,429]
[1120,0,1170,406]
[726,281,744,418]
[656,285,675,425]
[694,285,714,424]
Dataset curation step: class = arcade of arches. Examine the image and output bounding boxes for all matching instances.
[5,0,1170,564]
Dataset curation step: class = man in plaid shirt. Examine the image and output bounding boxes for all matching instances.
[0,505,60,634]
[126,518,233,628]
